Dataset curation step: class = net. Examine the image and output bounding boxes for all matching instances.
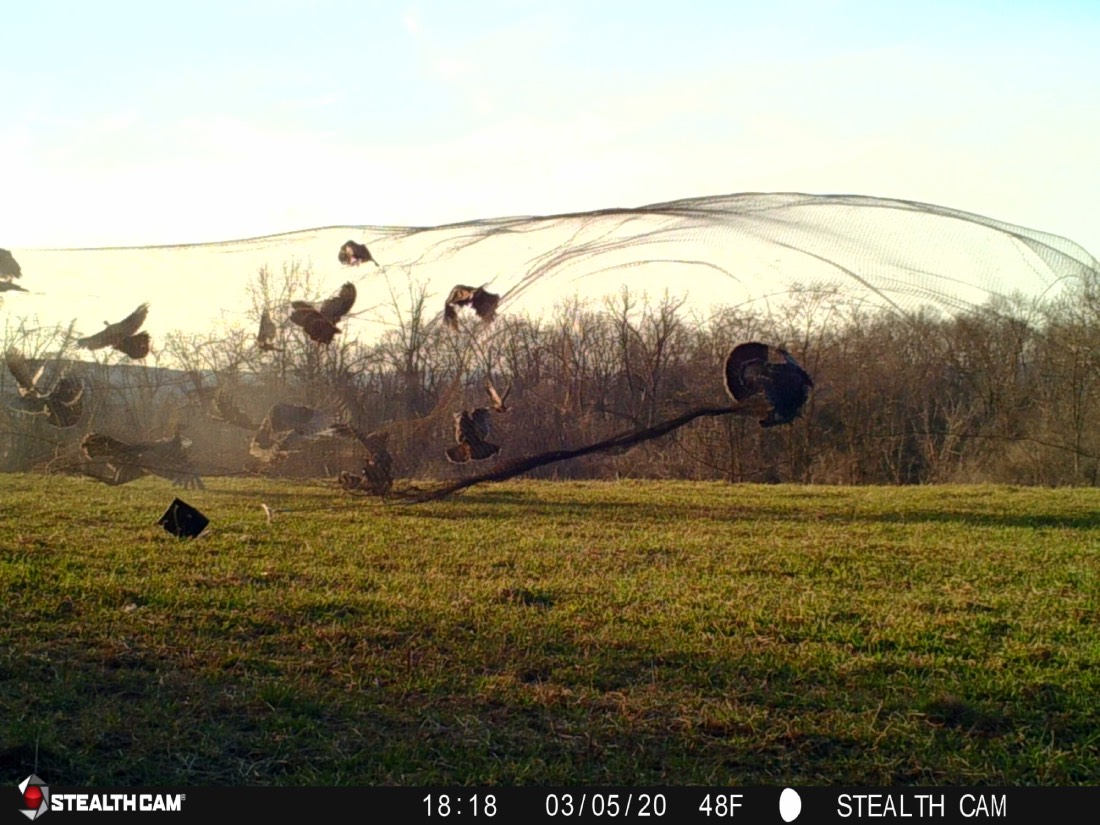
[2,192,1097,489]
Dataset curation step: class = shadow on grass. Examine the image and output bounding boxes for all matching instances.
[410,491,1100,531]
[61,477,1097,532]
[3,626,1095,786]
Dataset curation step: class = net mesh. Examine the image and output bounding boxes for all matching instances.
[2,192,1097,491]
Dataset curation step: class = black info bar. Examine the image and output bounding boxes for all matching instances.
[16,786,1097,824]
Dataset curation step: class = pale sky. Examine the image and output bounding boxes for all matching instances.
[1,0,1099,351]
[2,0,1098,253]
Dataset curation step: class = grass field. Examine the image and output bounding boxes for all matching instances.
[1,474,1098,786]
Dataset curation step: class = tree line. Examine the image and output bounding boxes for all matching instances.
[3,260,1099,487]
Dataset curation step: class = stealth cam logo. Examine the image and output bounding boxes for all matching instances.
[18,775,49,820]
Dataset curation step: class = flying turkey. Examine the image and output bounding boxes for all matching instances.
[723,342,814,427]
[484,377,512,413]
[444,285,499,330]
[0,248,25,291]
[445,407,500,464]
[0,248,22,280]
[324,422,395,496]
[209,389,257,429]
[338,240,377,267]
[4,348,85,427]
[0,247,27,292]
[249,402,338,462]
[256,309,281,352]
[77,303,151,359]
[290,283,356,345]
[80,427,204,489]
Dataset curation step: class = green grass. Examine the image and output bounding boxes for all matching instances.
[1,475,1098,785]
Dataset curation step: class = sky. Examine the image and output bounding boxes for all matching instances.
[1,0,1099,353]
[2,0,1098,254]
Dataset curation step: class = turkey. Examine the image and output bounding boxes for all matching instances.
[5,348,44,396]
[484,377,512,413]
[338,240,377,267]
[444,285,499,330]
[249,403,336,463]
[4,348,85,427]
[209,389,257,430]
[256,309,281,352]
[445,407,500,463]
[290,283,356,345]
[324,422,395,496]
[77,303,151,359]
[0,248,23,283]
[80,428,204,489]
[723,342,814,427]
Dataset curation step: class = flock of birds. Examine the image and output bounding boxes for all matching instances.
[1,241,814,498]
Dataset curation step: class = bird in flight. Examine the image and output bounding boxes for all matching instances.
[209,389,257,430]
[723,342,814,427]
[444,285,499,330]
[80,428,204,489]
[249,402,338,463]
[5,348,43,397]
[4,348,85,427]
[338,240,378,267]
[0,248,22,278]
[325,422,395,496]
[290,283,356,345]
[77,303,151,359]
[484,376,511,413]
[446,407,500,463]
[0,248,25,291]
[256,309,282,352]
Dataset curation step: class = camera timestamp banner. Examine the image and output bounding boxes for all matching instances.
[12,780,1099,824]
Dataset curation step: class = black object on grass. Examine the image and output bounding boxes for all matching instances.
[158,498,209,539]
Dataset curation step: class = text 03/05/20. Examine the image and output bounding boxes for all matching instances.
[545,793,668,817]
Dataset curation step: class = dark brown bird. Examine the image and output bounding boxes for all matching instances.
[288,306,339,345]
[290,282,356,345]
[77,303,151,359]
[209,389,256,429]
[444,285,499,330]
[0,281,28,293]
[723,342,814,427]
[42,377,85,427]
[256,309,281,352]
[325,422,394,496]
[79,452,147,486]
[338,240,377,267]
[0,248,22,281]
[446,407,500,463]
[485,377,512,413]
[317,282,357,323]
[5,348,85,427]
[80,429,204,489]
[5,347,44,396]
[264,403,334,435]
[249,403,336,462]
